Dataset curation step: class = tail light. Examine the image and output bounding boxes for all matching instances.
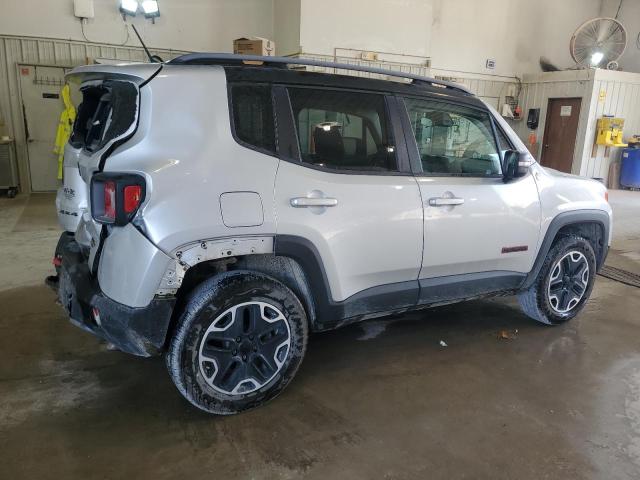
[91,173,146,225]
[123,185,143,213]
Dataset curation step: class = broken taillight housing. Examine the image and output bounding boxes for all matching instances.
[91,173,146,226]
[103,181,116,220]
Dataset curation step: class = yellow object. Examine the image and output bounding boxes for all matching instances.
[595,117,627,147]
[598,89,606,102]
[53,84,76,180]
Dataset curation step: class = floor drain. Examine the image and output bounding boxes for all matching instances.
[598,265,640,288]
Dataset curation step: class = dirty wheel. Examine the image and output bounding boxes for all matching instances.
[518,235,596,325]
[166,270,308,414]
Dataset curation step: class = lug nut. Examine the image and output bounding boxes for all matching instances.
[232,350,238,355]
[249,335,254,340]
[242,355,247,361]
[236,337,241,342]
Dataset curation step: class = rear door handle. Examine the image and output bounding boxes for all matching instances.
[290,197,338,208]
[428,197,464,207]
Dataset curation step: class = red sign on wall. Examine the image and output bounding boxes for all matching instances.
[20,67,30,76]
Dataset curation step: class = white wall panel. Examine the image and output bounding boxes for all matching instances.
[582,70,640,182]
[0,0,274,53]
[512,71,593,173]
[510,69,640,184]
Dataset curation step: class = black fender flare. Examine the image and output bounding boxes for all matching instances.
[273,235,334,324]
[520,209,610,290]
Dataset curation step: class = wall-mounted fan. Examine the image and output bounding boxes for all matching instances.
[570,17,627,68]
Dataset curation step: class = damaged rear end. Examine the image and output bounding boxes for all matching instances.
[56,63,157,234]
[54,63,175,356]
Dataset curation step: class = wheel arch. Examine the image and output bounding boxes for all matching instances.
[521,209,610,290]
[165,251,318,347]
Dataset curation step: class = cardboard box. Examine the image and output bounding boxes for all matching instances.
[233,37,275,57]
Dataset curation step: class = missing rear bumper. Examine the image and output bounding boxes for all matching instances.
[55,233,175,357]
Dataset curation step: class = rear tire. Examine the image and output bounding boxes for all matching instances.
[166,270,308,414]
[518,235,596,325]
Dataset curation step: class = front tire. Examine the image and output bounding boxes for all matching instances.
[166,270,308,414]
[518,235,597,325]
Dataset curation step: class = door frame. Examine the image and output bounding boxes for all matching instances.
[15,63,73,193]
[539,97,582,174]
[393,91,541,288]
[270,82,423,328]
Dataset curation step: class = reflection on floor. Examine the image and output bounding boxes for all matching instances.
[0,190,639,479]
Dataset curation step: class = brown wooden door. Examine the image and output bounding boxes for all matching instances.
[540,97,582,173]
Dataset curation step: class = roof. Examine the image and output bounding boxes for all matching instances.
[167,53,472,96]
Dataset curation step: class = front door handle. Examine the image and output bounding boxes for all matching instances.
[290,197,338,208]
[428,197,464,207]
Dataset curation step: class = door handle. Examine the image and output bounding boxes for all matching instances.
[290,197,338,208]
[428,197,464,207]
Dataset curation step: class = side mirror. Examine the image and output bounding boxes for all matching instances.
[502,150,528,182]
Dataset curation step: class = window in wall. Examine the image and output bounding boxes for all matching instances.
[288,88,397,172]
[404,97,502,176]
[231,84,276,154]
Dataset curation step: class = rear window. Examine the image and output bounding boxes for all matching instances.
[230,84,276,155]
[288,87,397,172]
[70,81,137,152]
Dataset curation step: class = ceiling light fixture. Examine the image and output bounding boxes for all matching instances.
[142,0,160,20]
[119,0,138,16]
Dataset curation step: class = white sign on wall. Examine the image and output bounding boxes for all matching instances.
[560,105,573,117]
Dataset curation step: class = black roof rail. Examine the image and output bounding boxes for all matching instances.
[168,53,472,95]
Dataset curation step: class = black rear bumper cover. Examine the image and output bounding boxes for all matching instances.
[56,232,175,357]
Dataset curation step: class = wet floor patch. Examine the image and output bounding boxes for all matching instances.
[586,356,640,480]
[1,282,640,479]
[11,193,59,233]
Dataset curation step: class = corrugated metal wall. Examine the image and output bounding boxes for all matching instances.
[582,70,640,180]
[295,52,432,81]
[514,69,640,183]
[430,69,520,111]
[0,34,187,193]
[513,70,594,173]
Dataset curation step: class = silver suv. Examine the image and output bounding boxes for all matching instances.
[53,54,612,414]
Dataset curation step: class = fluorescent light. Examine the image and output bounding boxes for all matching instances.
[120,0,138,15]
[142,0,160,17]
[591,51,604,66]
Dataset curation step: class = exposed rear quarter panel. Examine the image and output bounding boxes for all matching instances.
[102,66,280,253]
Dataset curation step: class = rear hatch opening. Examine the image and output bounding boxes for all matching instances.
[70,81,138,154]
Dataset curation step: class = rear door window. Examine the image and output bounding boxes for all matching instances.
[287,88,397,172]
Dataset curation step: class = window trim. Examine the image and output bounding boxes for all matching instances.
[227,81,280,159]
[274,84,413,176]
[397,94,505,179]
[492,119,516,153]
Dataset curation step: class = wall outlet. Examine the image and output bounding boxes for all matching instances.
[74,0,95,19]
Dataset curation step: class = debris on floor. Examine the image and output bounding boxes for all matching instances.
[439,340,448,347]
[497,329,518,340]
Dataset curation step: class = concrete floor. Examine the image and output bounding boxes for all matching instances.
[1,191,639,479]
